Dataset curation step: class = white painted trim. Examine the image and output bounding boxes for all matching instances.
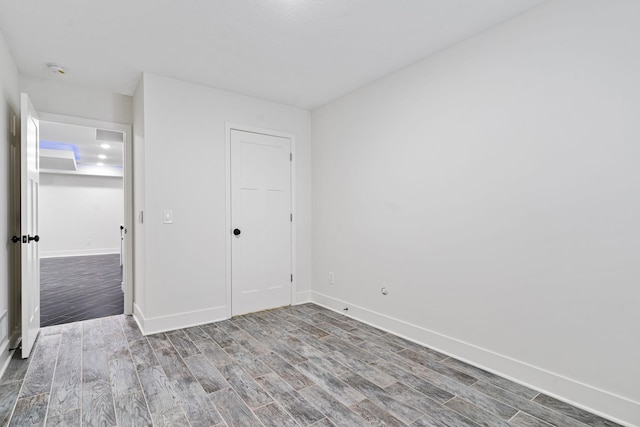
[310,291,639,427]
[225,125,232,319]
[37,113,134,316]
[224,123,297,318]
[40,249,120,258]
[290,132,297,311]
[0,325,19,380]
[132,303,145,334]
[133,303,228,335]
[295,291,311,304]
[0,339,13,382]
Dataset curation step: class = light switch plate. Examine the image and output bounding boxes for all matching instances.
[163,209,173,224]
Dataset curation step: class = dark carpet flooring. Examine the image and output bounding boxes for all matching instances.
[40,254,123,327]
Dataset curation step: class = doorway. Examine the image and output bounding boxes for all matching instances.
[37,114,132,327]
[228,126,296,316]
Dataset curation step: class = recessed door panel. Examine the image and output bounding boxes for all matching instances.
[240,187,259,294]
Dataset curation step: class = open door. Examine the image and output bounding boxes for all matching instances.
[20,93,41,358]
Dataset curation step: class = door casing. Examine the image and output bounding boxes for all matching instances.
[8,109,21,349]
[225,123,296,319]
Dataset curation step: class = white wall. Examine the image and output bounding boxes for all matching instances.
[20,75,133,125]
[39,174,124,258]
[311,0,640,425]
[0,30,20,377]
[134,72,311,332]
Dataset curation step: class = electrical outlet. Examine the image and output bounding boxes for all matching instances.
[328,272,335,285]
[163,209,173,224]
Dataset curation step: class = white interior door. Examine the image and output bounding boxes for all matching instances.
[231,129,292,316]
[20,93,40,358]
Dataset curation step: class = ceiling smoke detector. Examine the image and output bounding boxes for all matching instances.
[47,63,67,75]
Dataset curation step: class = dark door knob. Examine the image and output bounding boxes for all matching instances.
[28,235,40,242]
[233,229,241,236]
[11,236,20,243]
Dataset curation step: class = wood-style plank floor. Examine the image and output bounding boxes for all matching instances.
[40,254,124,327]
[0,304,621,426]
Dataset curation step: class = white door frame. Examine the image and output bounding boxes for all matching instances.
[38,112,134,315]
[225,123,296,319]
[9,109,21,348]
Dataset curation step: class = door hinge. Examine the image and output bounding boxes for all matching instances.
[290,153,292,161]
[291,274,293,283]
[290,213,293,222]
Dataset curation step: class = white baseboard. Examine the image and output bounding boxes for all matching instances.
[295,290,311,304]
[0,339,13,382]
[0,327,20,381]
[310,291,639,427]
[132,292,313,336]
[133,303,228,335]
[0,310,17,381]
[40,248,119,258]
[132,303,145,334]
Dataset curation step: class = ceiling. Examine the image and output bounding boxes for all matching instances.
[40,121,124,175]
[0,0,546,109]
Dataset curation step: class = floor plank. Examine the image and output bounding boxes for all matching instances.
[210,388,262,427]
[19,334,61,398]
[0,382,22,426]
[81,380,117,427]
[114,390,152,427]
[9,393,49,427]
